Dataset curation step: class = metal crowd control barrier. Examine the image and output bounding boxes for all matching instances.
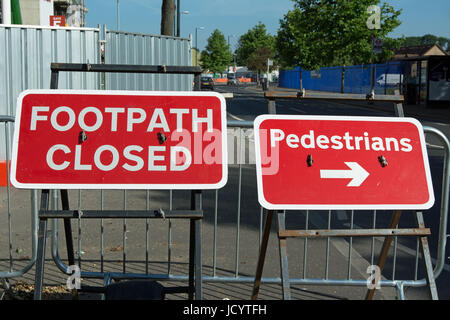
[0,116,39,285]
[1,88,449,300]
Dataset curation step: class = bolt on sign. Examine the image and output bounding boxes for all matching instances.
[254,115,434,210]
[11,90,227,190]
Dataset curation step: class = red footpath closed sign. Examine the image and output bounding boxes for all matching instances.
[11,90,227,190]
[254,115,434,210]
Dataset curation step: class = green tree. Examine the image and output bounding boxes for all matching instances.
[201,29,232,74]
[235,22,276,66]
[399,34,449,50]
[277,0,402,70]
[247,47,276,75]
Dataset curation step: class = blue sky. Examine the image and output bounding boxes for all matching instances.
[85,0,450,51]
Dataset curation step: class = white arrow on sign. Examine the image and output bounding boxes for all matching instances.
[320,162,370,187]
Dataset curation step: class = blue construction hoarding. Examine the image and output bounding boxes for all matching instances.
[279,62,404,95]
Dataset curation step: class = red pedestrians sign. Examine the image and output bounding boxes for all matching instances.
[254,115,434,210]
[11,90,227,190]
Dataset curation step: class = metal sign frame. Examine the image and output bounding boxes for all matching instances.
[251,90,439,300]
[33,63,205,300]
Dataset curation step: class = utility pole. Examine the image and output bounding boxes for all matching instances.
[161,0,175,36]
[195,27,204,66]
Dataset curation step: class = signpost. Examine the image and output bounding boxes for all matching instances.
[252,114,437,300]
[370,36,383,92]
[373,37,383,54]
[254,115,434,210]
[11,90,228,190]
[50,15,66,27]
[13,63,218,300]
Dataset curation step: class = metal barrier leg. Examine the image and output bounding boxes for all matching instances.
[195,218,202,300]
[34,190,50,300]
[251,209,274,300]
[416,212,439,300]
[277,211,291,300]
[60,190,75,266]
[33,218,48,300]
[189,190,202,300]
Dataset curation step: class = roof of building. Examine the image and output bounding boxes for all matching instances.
[393,44,447,59]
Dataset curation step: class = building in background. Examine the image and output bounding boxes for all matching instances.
[0,0,87,27]
[393,44,447,60]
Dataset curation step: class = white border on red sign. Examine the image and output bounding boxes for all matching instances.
[11,89,228,190]
[254,114,435,210]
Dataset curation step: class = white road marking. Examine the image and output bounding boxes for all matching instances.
[227,112,245,121]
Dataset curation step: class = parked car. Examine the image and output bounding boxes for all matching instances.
[200,76,215,90]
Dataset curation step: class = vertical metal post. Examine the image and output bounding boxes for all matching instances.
[116,0,120,30]
[415,212,439,300]
[370,36,374,93]
[213,190,218,277]
[50,70,59,90]
[299,67,303,90]
[194,72,201,91]
[34,190,50,300]
[235,129,242,277]
[189,190,202,300]
[268,99,276,115]
[60,190,75,266]
[365,210,402,300]
[33,70,58,300]
[277,212,291,300]
[394,102,404,118]
[176,0,180,37]
[418,61,422,105]
[5,122,12,272]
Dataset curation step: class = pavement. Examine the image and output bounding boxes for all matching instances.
[0,170,399,301]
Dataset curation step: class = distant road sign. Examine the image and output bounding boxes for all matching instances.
[373,37,383,54]
[254,115,434,210]
[50,15,66,27]
[11,90,227,190]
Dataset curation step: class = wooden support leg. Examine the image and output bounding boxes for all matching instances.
[251,210,274,300]
[365,210,402,300]
[415,212,439,300]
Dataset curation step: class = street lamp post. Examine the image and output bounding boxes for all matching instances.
[116,0,120,30]
[177,11,189,37]
[228,35,234,74]
[195,27,204,66]
[177,0,180,37]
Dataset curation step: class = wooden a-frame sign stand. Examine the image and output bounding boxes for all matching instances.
[251,91,438,300]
